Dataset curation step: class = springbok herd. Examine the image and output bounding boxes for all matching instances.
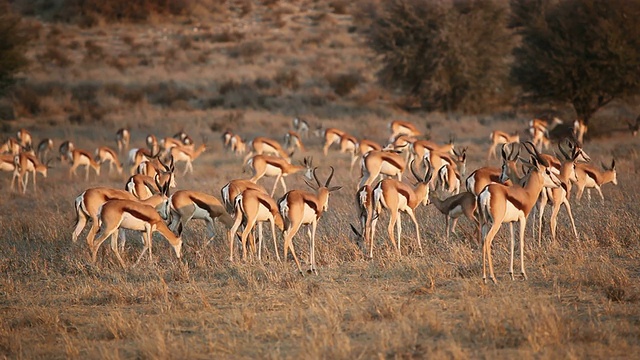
[0,116,628,283]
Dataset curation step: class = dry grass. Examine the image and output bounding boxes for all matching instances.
[1,0,640,357]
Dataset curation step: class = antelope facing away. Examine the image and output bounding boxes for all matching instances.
[278,167,341,275]
[574,158,617,203]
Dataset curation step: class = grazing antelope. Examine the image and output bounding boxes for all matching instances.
[284,131,305,154]
[487,131,520,160]
[160,136,188,156]
[350,139,383,173]
[95,146,123,175]
[358,149,406,188]
[221,179,268,215]
[73,178,170,250]
[278,167,341,274]
[126,170,175,200]
[350,185,376,258]
[69,149,101,180]
[574,159,617,203]
[627,116,639,137]
[389,120,420,142]
[169,141,206,175]
[167,190,234,246]
[92,199,181,268]
[321,128,347,156]
[248,155,313,197]
[292,117,310,138]
[116,128,130,153]
[371,160,433,256]
[430,191,478,243]
[16,129,32,148]
[59,140,74,163]
[228,189,284,261]
[36,138,54,163]
[478,142,562,283]
[12,152,48,194]
[244,136,291,164]
[228,134,246,156]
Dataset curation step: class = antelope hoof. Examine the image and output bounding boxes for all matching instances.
[521,272,528,281]
[509,272,514,281]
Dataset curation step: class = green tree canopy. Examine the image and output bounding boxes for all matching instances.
[510,0,640,124]
[364,0,514,113]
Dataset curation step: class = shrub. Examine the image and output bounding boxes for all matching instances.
[326,72,362,97]
[0,2,31,95]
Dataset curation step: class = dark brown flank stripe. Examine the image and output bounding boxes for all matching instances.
[380,154,403,170]
[303,198,319,214]
[190,195,213,213]
[489,174,502,183]
[505,193,525,211]
[262,138,281,149]
[583,168,600,184]
[396,187,412,203]
[123,205,154,222]
[77,149,93,158]
[257,196,272,210]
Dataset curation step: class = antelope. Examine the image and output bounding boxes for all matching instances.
[278,167,341,274]
[371,159,433,256]
[73,178,170,250]
[12,152,48,194]
[488,131,520,160]
[128,147,158,175]
[169,142,206,176]
[95,146,123,175]
[430,191,478,243]
[222,130,233,150]
[167,190,234,246]
[1,138,20,155]
[229,134,246,156]
[437,164,461,194]
[358,149,406,188]
[116,128,130,153]
[410,138,455,164]
[478,142,562,283]
[350,139,383,172]
[350,185,376,258]
[292,117,310,138]
[221,179,268,215]
[321,128,347,156]
[173,129,192,145]
[465,166,510,196]
[17,129,32,148]
[59,140,74,163]
[389,120,420,142]
[146,134,159,155]
[243,137,291,164]
[228,189,284,261]
[627,116,639,137]
[247,155,313,197]
[160,136,188,156]
[126,170,175,200]
[69,149,101,180]
[574,158,617,203]
[529,117,562,150]
[284,131,305,154]
[92,199,181,268]
[573,119,587,144]
[36,138,54,163]
[386,134,416,164]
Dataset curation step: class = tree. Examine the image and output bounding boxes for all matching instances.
[363,0,515,113]
[0,1,30,96]
[510,0,640,125]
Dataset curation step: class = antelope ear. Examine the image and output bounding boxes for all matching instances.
[611,158,616,170]
[328,186,342,192]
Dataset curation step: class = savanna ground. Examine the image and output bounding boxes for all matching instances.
[1,1,640,358]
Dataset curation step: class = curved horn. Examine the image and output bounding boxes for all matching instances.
[558,140,572,161]
[522,141,548,167]
[409,159,422,182]
[312,167,321,188]
[324,166,335,187]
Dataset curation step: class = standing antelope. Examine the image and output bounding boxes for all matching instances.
[92,199,181,268]
[116,128,130,153]
[292,117,310,138]
[487,131,520,160]
[574,159,617,203]
[371,160,433,256]
[358,149,406,188]
[167,190,234,246]
[1,138,21,155]
[350,139,382,172]
[351,184,376,258]
[169,142,207,175]
[59,140,74,164]
[69,149,101,180]
[247,155,313,197]
[228,189,284,262]
[573,119,587,144]
[12,152,48,194]
[430,191,478,243]
[278,167,341,274]
[95,146,123,175]
[146,134,159,155]
[221,179,268,215]
[389,120,420,142]
[478,142,561,283]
